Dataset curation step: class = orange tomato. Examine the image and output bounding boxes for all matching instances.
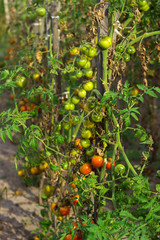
[20,105,27,112]
[60,206,70,216]
[80,163,92,175]
[91,155,104,168]
[30,166,41,175]
[64,234,78,240]
[72,194,79,205]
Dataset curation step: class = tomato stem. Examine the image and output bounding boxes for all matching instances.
[102,49,109,92]
[127,31,160,47]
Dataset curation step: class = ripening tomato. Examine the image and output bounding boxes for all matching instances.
[106,158,115,169]
[63,234,78,240]
[18,169,25,177]
[69,47,80,56]
[43,185,55,198]
[130,87,140,96]
[62,121,72,130]
[16,76,27,88]
[51,202,57,212]
[83,119,95,129]
[83,81,94,91]
[39,161,48,171]
[33,73,40,81]
[72,194,79,205]
[98,36,112,50]
[80,162,92,175]
[60,206,70,216]
[30,166,41,175]
[92,155,104,168]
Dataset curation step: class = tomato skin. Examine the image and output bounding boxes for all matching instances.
[85,46,97,58]
[139,0,147,6]
[123,53,130,62]
[72,116,80,125]
[64,102,71,111]
[127,46,136,54]
[69,47,79,56]
[81,139,91,148]
[60,206,70,216]
[72,194,79,205]
[83,119,95,129]
[83,60,91,69]
[63,234,78,240]
[140,3,149,11]
[62,121,72,130]
[98,36,112,50]
[115,164,126,176]
[116,45,124,53]
[18,169,25,177]
[91,112,103,122]
[92,155,104,168]
[36,7,46,17]
[43,185,55,198]
[83,81,94,91]
[16,76,27,88]
[85,69,93,78]
[76,70,83,78]
[77,57,87,67]
[72,96,80,104]
[33,73,40,81]
[106,158,115,169]
[86,146,94,157]
[78,89,87,98]
[81,129,92,139]
[130,87,140,96]
[80,162,92,175]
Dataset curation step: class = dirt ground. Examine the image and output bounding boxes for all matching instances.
[0,138,42,240]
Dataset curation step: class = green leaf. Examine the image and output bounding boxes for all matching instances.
[154,87,160,93]
[156,184,160,192]
[6,129,13,141]
[136,84,145,90]
[120,210,137,220]
[145,89,158,98]
[12,125,21,133]
[41,193,48,199]
[131,112,139,121]
[49,164,61,171]
[40,220,51,228]
[0,131,6,142]
[139,134,147,142]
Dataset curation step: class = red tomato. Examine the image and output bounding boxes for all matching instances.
[60,206,70,216]
[91,155,104,168]
[106,158,115,169]
[72,194,79,205]
[64,234,78,240]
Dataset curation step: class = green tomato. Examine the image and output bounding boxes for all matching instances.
[87,96,97,109]
[115,164,126,176]
[62,161,69,170]
[123,53,130,62]
[76,70,83,78]
[36,7,46,17]
[91,112,103,122]
[29,93,40,104]
[115,52,121,59]
[78,89,87,98]
[64,102,70,111]
[116,45,124,53]
[70,72,78,82]
[83,81,94,91]
[127,46,136,54]
[83,60,91,69]
[55,123,62,131]
[70,103,75,111]
[16,76,27,88]
[59,108,65,115]
[139,0,147,7]
[76,56,87,68]
[56,135,65,144]
[81,139,91,148]
[86,146,94,157]
[83,119,95,129]
[85,47,97,58]
[140,3,150,11]
[72,116,80,125]
[85,69,93,78]
[62,121,72,130]
[71,96,80,104]
[81,129,92,139]
[98,36,112,50]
